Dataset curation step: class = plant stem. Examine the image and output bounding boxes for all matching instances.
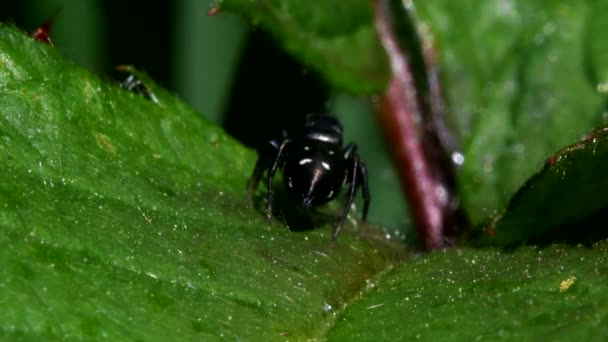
[373,0,467,249]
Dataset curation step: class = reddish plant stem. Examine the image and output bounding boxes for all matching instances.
[373,0,464,249]
[379,79,445,249]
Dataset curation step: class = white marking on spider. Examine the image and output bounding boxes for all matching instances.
[299,158,313,165]
[321,161,331,170]
[309,133,338,143]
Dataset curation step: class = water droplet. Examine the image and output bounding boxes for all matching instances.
[451,152,465,166]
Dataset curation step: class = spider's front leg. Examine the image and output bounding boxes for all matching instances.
[333,144,371,240]
[263,139,290,221]
[247,155,268,207]
[358,161,370,222]
[247,139,283,204]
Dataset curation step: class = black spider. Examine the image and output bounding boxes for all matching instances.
[247,114,370,239]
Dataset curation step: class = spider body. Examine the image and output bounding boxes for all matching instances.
[247,115,370,239]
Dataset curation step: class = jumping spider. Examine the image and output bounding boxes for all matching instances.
[247,114,370,239]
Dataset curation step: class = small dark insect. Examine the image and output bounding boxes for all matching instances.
[247,114,370,239]
[116,65,159,104]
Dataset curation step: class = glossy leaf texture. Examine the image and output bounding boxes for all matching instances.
[476,127,608,246]
[415,1,607,225]
[220,0,390,94]
[0,25,402,340]
[328,243,608,340]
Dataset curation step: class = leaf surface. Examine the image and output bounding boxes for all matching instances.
[477,128,608,246]
[222,0,389,94]
[0,25,401,340]
[328,243,608,340]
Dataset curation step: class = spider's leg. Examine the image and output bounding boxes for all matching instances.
[247,155,267,207]
[358,161,370,222]
[333,144,360,240]
[343,143,357,160]
[265,139,290,221]
[247,139,283,205]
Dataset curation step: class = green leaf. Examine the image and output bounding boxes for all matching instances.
[328,243,608,340]
[0,25,401,339]
[475,127,608,246]
[415,1,606,225]
[5,0,608,338]
[221,0,390,94]
[585,0,608,89]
